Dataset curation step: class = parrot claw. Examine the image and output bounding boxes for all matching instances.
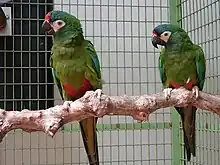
[63,101,72,109]
[192,86,199,99]
[94,89,103,101]
[163,88,173,100]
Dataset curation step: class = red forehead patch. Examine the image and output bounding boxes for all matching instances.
[152,31,157,35]
[45,13,51,21]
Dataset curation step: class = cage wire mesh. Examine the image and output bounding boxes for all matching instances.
[0,0,219,165]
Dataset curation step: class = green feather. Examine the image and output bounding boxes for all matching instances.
[51,68,64,100]
[158,48,166,87]
[195,45,206,90]
[50,58,64,100]
[86,40,101,79]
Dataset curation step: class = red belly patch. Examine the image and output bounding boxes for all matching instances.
[169,80,194,89]
[63,79,92,97]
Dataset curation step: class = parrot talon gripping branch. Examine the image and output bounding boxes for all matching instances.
[163,88,173,100]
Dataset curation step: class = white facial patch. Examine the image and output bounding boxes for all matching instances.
[160,31,171,43]
[51,20,66,32]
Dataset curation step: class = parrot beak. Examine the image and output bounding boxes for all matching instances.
[42,20,55,35]
[151,35,166,49]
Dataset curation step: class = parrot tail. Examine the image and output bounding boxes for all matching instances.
[79,117,99,165]
[175,106,196,162]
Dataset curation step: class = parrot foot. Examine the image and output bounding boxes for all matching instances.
[63,101,72,109]
[192,86,199,99]
[60,101,73,131]
[163,88,173,100]
[94,89,103,101]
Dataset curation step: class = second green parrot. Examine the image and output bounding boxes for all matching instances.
[42,10,102,165]
[151,24,206,162]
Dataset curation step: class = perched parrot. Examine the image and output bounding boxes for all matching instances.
[42,10,102,165]
[151,24,206,162]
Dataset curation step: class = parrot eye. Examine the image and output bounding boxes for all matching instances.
[54,20,66,27]
[160,31,171,43]
[57,21,63,25]
[50,20,66,33]
[161,31,171,37]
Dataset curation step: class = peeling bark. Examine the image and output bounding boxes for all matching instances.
[0,88,219,142]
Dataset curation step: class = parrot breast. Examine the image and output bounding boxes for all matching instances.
[63,78,92,97]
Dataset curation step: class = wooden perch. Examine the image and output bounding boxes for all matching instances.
[0,88,219,142]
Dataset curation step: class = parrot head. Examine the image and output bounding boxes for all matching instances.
[42,10,83,36]
[151,24,187,48]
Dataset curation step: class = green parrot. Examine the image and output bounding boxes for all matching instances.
[151,24,206,162]
[42,10,102,165]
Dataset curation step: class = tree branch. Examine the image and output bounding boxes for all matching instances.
[0,88,219,142]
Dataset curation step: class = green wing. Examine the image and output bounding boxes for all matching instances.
[50,57,64,100]
[195,45,206,90]
[86,40,101,78]
[85,40,102,89]
[159,48,167,87]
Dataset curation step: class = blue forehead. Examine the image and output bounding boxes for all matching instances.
[153,24,182,35]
